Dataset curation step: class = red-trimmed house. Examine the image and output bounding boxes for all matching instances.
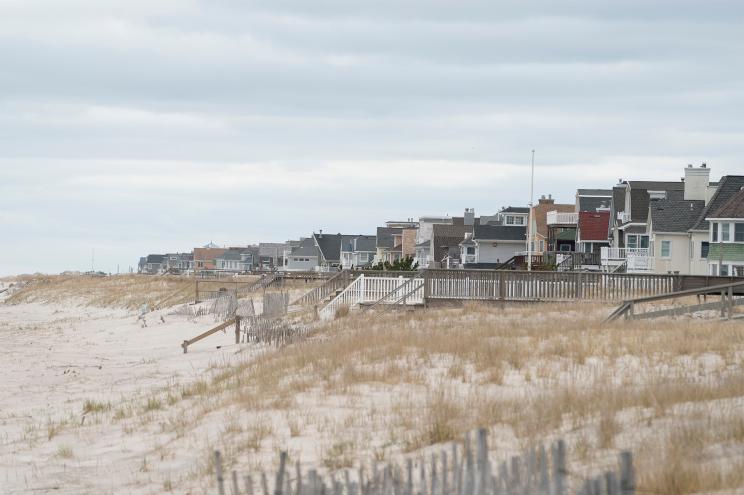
[577,211,611,257]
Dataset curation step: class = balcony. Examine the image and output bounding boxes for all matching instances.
[601,247,654,272]
[617,211,631,224]
[547,211,579,226]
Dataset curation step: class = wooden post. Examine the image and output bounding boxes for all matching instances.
[235,316,241,344]
[215,451,226,495]
[605,471,619,495]
[245,476,254,495]
[721,289,727,319]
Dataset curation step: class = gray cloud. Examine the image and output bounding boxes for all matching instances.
[1,0,743,274]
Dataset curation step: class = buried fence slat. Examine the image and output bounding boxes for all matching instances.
[464,432,474,495]
[419,458,427,495]
[245,476,254,495]
[275,451,288,495]
[296,462,303,495]
[475,428,488,495]
[604,472,618,495]
[215,451,226,495]
[406,459,413,495]
[619,452,635,495]
[538,445,549,495]
[441,450,448,495]
[232,471,240,495]
[510,456,521,494]
[262,471,270,495]
[552,440,567,495]
[430,455,438,495]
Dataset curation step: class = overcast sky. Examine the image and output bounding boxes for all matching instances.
[1,1,743,275]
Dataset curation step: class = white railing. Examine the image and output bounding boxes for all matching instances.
[617,211,631,223]
[601,247,650,260]
[463,254,477,264]
[546,211,579,225]
[601,247,653,272]
[319,275,424,319]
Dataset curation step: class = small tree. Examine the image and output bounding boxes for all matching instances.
[371,256,419,271]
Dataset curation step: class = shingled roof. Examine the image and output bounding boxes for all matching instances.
[691,176,744,230]
[431,224,468,262]
[650,199,705,233]
[629,182,684,223]
[473,225,527,241]
[708,187,744,219]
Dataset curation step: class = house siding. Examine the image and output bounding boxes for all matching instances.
[651,233,690,274]
[476,241,523,264]
[708,244,744,263]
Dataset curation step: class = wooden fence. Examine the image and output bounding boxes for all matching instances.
[215,428,635,495]
[423,270,677,303]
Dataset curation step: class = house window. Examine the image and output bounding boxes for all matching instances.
[539,240,545,251]
[661,240,671,258]
[710,263,718,276]
[733,265,744,277]
[626,235,637,249]
[583,243,592,254]
[736,223,744,242]
[722,223,731,242]
[640,236,649,249]
[515,216,525,225]
[701,242,710,259]
[721,264,729,276]
[466,247,475,255]
[506,216,515,225]
[712,222,718,242]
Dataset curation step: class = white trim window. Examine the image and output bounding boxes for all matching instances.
[660,240,671,258]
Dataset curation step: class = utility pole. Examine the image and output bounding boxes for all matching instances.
[527,150,535,272]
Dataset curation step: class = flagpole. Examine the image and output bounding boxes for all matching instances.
[527,150,535,272]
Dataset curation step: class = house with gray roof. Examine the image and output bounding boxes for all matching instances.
[215,248,255,273]
[140,254,166,274]
[341,235,377,269]
[703,180,744,277]
[163,252,193,274]
[646,199,705,274]
[689,174,744,275]
[605,172,688,272]
[285,237,321,271]
[576,189,613,213]
[460,224,527,268]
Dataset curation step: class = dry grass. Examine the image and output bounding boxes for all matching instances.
[5,274,199,309]
[158,301,744,493]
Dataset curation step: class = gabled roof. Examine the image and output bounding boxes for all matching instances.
[708,187,744,219]
[376,227,401,249]
[629,182,684,223]
[344,235,377,252]
[473,225,527,241]
[649,200,705,233]
[146,254,166,264]
[578,211,611,241]
[313,233,359,263]
[292,237,320,257]
[692,176,744,229]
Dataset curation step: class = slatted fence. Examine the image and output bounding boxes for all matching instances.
[214,428,635,495]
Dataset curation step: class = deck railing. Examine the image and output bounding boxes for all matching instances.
[423,269,676,302]
[319,275,424,319]
[546,211,579,225]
